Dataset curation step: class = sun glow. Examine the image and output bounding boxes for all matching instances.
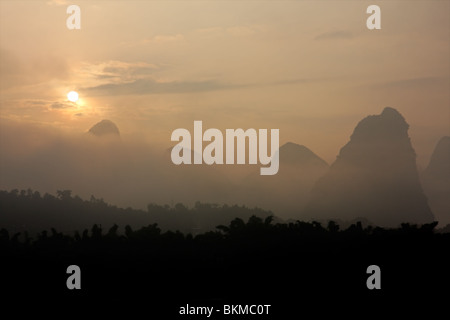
[67,91,79,102]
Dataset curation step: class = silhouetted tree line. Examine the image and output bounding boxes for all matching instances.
[1,189,449,314]
[0,189,272,235]
[0,213,446,250]
[1,188,449,250]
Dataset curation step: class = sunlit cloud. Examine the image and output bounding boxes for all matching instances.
[82,78,235,96]
[46,0,69,6]
[50,101,77,109]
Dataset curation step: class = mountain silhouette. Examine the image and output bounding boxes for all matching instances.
[278,142,329,167]
[422,136,450,225]
[305,107,434,227]
[88,119,120,137]
[424,136,450,177]
[239,142,328,219]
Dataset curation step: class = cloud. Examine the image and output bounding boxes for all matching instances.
[314,30,354,40]
[226,26,261,37]
[81,67,321,96]
[76,58,321,97]
[21,99,78,110]
[26,100,49,106]
[78,60,158,85]
[100,61,158,77]
[82,78,237,96]
[0,47,69,91]
[270,78,318,86]
[372,76,449,90]
[121,25,261,48]
[120,34,185,48]
[50,101,77,109]
[196,25,265,38]
[152,34,184,43]
[55,60,161,94]
[46,0,69,6]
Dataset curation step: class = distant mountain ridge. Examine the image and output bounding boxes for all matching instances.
[0,109,441,228]
[422,136,450,225]
[238,142,328,219]
[305,107,434,227]
[424,136,450,178]
[88,119,120,137]
[278,142,329,167]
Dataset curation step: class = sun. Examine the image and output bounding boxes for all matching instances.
[67,91,79,102]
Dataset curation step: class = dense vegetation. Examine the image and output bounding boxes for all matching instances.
[0,189,273,235]
[1,189,448,316]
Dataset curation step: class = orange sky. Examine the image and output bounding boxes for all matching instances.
[1,0,449,167]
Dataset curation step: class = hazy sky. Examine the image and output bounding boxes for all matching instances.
[1,0,449,167]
